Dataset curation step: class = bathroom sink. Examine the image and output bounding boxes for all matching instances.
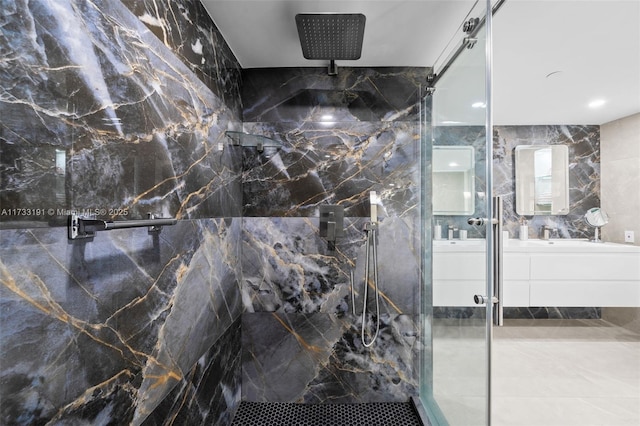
[433,239,484,246]
[524,239,590,246]
[507,239,640,253]
[433,239,485,251]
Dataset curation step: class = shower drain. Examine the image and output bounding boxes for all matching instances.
[231,401,424,426]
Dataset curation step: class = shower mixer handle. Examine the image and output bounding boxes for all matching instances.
[369,190,379,224]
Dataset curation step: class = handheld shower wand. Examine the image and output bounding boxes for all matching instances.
[361,191,381,347]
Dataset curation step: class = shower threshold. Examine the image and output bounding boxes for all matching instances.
[231,400,426,426]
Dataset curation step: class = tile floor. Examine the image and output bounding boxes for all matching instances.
[492,319,640,426]
[432,318,640,426]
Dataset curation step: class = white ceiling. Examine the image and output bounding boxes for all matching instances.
[493,0,640,125]
[201,0,640,125]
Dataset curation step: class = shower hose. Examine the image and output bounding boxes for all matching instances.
[361,224,380,347]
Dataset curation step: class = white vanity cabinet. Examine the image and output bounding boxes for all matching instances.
[527,246,640,307]
[432,241,485,306]
[502,253,529,307]
[433,239,640,307]
[431,244,530,307]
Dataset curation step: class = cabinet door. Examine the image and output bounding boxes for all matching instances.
[503,253,530,307]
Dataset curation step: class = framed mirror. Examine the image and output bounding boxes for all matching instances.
[515,145,569,215]
[433,146,475,215]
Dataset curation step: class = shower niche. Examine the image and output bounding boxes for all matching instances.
[225,131,282,153]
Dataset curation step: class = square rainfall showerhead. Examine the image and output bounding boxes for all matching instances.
[295,13,366,60]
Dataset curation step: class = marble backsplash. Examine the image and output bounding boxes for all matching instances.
[494,125,600,240]
[433,124,600,240]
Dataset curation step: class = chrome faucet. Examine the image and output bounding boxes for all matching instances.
[541,225,556,240]
[448,225,458,240]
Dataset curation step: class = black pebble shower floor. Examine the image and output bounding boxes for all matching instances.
[231,401,423,426]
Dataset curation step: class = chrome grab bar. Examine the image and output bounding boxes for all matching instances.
[68,213,177,240]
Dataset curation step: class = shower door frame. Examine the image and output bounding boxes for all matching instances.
[419,0,497,424]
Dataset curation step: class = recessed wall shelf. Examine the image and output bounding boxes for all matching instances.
[225,131,282,152]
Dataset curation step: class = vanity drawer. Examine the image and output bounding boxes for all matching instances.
[530,253,640,281]
[433,252,485,280]
[530,281,640,307]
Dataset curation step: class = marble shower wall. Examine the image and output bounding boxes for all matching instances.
[1,0,243,223]
[1,1,244,424]
[239,67,429,402]
[0,220,243,425]
[241,67,428,218]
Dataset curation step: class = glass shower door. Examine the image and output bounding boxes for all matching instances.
[421,1,494,425]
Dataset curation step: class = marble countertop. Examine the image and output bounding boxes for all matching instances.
[433,238,640,253]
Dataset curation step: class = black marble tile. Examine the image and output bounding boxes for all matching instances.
[433,307,601,320]
[241,313,419,404]
[241,121,421,218]
[142,319,242,426]
[0,218,243,425]
[122,0,243,118]
[0,0,243,226]
[241,217,420,316]
[242,67,430,123]
[503,307,601,320]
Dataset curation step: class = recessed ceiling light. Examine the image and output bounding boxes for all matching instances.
[588,99,606,108]
[472,102,486,108]
[321,114,334,121]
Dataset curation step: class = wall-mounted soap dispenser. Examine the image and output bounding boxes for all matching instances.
[319,205,344,252]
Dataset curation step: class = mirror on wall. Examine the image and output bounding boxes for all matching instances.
[515,145,569,215]
[433,146,475,215]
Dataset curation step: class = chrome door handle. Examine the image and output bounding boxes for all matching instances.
[474,295,498,305]
[467,217,498,226]
[469,196,504,326]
